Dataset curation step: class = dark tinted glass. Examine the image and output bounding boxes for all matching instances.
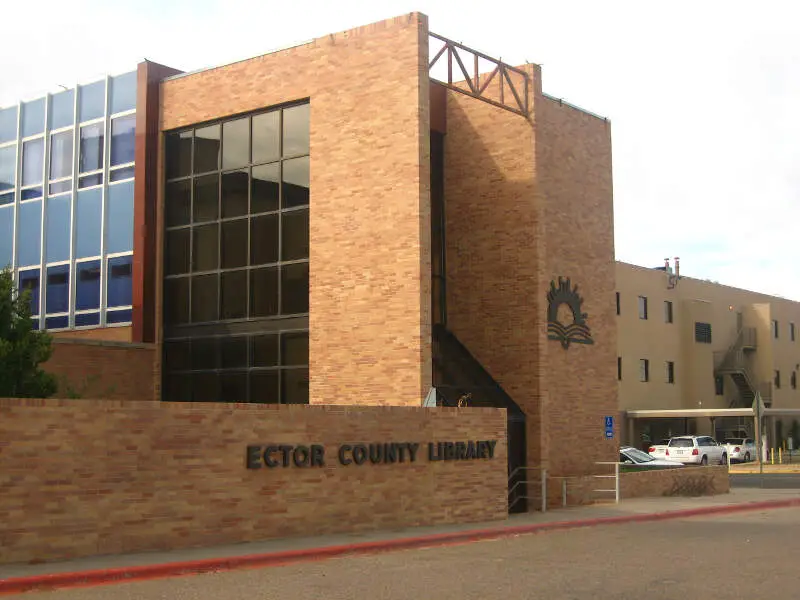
[249,370,279,404]
[0,146,15,191]
[22,138,44,186]
[220,372,248,403]
[221,219,248,269]
[282,104,310,157]
[249,267,278,317]
[220,270,247,320]
[252,334,279,366]
[75,260,101,310]
[49,130,73,180]
[75,312,100,327]
[107,256,133,307]
[19,269,40,315]
[17,200,42,266]
[250,214,278,265]
[251,163,279,213]
[78,173,103,189]
[110,166,135,182]
[51,89,75,130]
[107,308,133,324]
[282,156,309,208]
[46,265,70,313]
[194,124,220,174]
[192,223,218,271]
[281,262,309,314]
[221,169,248,218]
[110,115,136,166]
[166,131,192,179]
[165,180,191,227]
[166,228,190,275]
[192,372,220,402]
[79,123,104,173]
[49,181,71,195]
[191,337,218,370]
[281,331,309,366]
[106,181,134,254]
[281,209,309,261]
[191,274,218,322]
[45,194,71,263]
[252,111,279,164]
[21,98,45,138]
[222,117,249,169]
[165,373,191,401]
[0,106,17,144]
[220,336,248,368]
[21,187,43,201]
[45,315,69,330]
[110,71,136,114]
[193,174,218,222]
[165,277,190,325]
[79,80,105,122]
[281,368,309,404]
[0,207,12,268]
[75,188,102,258]
[164,340,191,372]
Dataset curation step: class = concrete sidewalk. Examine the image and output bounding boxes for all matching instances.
[2,488,799,595]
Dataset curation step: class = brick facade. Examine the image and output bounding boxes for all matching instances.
[43,338,157,401]
[158,13,432,405]
[0,400,506,565]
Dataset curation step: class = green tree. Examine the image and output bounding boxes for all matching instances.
[0,268,58,398]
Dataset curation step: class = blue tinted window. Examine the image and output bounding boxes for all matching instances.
[0,145,15,192]
[21,138,44,186]
[110,71,136,114]
[49,130,73,180]
[106,181,133,254]
[75,188,101,258]
[75,312,100,327]
[46,264,69,314]
[45,194,71,263]
[0,206,13,268]
[45,315,69,329]
[107,308,132,324]
[107,255,132,307]
[17,200,42,267]
[0,106,17,143]
[19,269,40,315]
[21,98,45,138]
[79,123,104,173]
[76,260,101,310]
[79,80,105,122]
[51,89,75,130]
[110,115,135,166]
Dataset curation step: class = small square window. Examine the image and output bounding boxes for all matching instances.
[639,359,649,383]
[638,296,648,320]
[694,322,712,344]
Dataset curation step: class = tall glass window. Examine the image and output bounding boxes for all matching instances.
[21,138,44,199]
[0,106,17,144]
[45,193,71,263]
[21,98,45,138]
[106,180,134,254]
[19,269,40,317]
[76,260,101,311]
[0,145,15,205]
[79,123,104,189]
[79,80,105,123]
[0,206,13,268]
[17,200,42,267]
[49,130,73,194]
[46,264,70,315]
[163,102,310,404]
[51,89,75,130]
[75,188,102,259]
[110,71,136,114]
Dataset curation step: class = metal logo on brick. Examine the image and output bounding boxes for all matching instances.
[546,277,594,349]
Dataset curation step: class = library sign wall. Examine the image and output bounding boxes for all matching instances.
[246,440,499,469]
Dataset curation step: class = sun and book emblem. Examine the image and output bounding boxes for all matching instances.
[546,277,594,349]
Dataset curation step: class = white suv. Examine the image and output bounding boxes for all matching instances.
[666,436,728,466]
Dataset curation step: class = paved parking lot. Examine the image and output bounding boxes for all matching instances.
[10,506,800,600]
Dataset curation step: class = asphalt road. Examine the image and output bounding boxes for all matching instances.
[730,473,800,488]
[11,507,800,600]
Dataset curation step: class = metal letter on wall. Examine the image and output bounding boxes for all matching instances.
[546,277,594,349]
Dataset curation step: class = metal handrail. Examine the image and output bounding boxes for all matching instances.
[507,466,547,513]
[593,461,620,503]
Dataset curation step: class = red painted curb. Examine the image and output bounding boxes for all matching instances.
[2,497,799,596]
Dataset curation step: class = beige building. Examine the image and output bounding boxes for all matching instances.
[617,260,800,447]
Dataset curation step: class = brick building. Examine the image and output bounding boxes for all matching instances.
[0,13,619,509]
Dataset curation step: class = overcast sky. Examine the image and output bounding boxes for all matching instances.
[3,0,798,299]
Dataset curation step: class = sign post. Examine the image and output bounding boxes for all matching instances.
[752,392,765,484]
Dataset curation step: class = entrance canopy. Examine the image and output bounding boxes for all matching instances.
[626,408,800,419]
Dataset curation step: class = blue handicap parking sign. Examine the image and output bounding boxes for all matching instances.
[604,416,614,439]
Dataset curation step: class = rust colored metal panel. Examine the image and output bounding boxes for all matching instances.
[430,82,447,134]
[132,61,182,343]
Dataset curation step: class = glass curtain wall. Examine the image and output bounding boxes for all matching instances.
[162,102,310,405]
[0,70,137,330]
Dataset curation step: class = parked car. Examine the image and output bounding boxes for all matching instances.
[666,436,727,466]
[722,438,757,463]
[647,439,672,460]
[620,446,684,469]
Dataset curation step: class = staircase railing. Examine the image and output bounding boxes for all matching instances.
[714,327,771,408]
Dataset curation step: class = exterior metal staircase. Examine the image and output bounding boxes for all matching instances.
[713,327,771,408]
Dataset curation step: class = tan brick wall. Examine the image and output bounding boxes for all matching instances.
[43,340,157,401]
[536,95,618,476]
[0,400,506,565]
[443,66,547,471]
[52,326,132,343]
[620,466,730,499]
[158,13,432,405]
